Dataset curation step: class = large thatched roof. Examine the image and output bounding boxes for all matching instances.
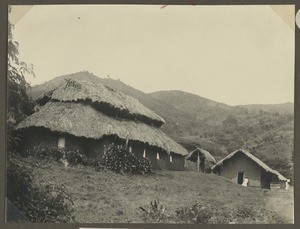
[37,79,165,127]
[16,101,188,156]
[211,149,287,181]
[186,148,216,164]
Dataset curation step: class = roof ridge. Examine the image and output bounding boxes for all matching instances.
[36,78,166,127]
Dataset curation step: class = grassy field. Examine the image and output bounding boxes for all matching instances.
[11,156,291,223]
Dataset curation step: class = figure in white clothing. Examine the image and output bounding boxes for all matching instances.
[242,177,249,187]
[285,179,290,191]
[60,154,69,168]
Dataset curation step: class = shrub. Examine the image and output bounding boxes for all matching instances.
[21,144,153,175]
[175,201,287,224]
[103,144,153,175]
[23,144,153,175]
[7,120,23,153]
[176,202,217,223]
[7,156,75,223]
[140,199,168,222]
[22,146,95,166]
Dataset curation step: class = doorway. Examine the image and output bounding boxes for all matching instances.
[237,171,244,184]
[261,170,271,189]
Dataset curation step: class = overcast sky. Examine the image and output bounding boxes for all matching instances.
[10,5,294,106]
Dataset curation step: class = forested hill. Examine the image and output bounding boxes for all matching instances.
[28,71,294,177]
[236,103,293,115]
[149,91,293,162]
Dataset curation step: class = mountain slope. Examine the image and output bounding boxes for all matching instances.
[149,90,294,175]
[149,90,233,126]
[237,103,293,115]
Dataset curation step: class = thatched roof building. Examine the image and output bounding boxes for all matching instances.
[211,149,287,188]
[186,148,216,173]
[17,79,188,170]
[37,78,165,127]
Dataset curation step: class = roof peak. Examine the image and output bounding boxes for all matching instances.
[187,148,216,163]
[37,78,165,127]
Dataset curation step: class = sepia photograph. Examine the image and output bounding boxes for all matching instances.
[6,4,294,224]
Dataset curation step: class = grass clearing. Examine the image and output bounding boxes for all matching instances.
[10,156,290,223]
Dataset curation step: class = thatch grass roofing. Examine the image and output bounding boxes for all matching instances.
[211,149,287,181]
[186,148,216,163]
[37,79,165,127]
[16,101,188,156]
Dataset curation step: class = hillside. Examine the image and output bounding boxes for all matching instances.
[10,156,291,223]
[28,71,294,178]
[150,90,294,179]
[237,103,293,115]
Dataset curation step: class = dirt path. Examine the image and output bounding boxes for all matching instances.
[264,188,294,223]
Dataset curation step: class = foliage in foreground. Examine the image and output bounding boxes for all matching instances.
[140,199,168,222]
[7,155,75,223]
[175,201,288,224]
[7,143,153,222]
[140,199,287,224]
[7,6,35,152]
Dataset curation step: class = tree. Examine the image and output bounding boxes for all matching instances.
[222,115,238,128]
[7,6,35,151]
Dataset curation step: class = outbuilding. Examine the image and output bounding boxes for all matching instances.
[186,148,216,173]
[211,149,287,189]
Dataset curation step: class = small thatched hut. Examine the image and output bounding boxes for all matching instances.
[17,79,188,170]
[186,148,216,173]
[211,149,288,189]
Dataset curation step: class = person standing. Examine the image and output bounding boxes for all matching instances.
[242,177,249,187]
[285,179,290,191]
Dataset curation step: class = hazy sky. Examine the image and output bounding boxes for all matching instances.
[10,5,294,105]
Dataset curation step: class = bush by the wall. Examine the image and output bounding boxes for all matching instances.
[22,146,96,166]
[21,144,153,175]
[103,144,153,175]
